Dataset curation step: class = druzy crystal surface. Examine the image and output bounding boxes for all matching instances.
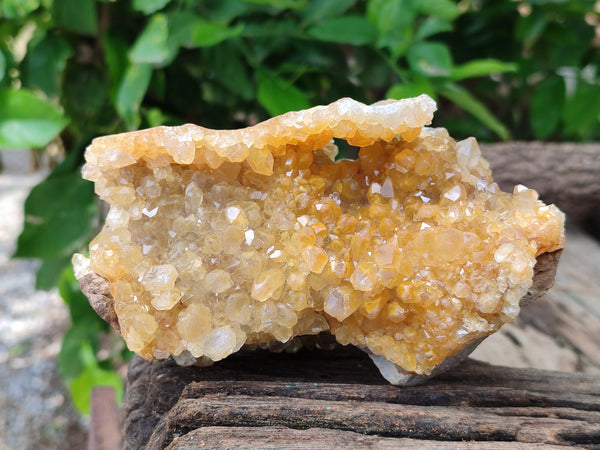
[78,95,564,376]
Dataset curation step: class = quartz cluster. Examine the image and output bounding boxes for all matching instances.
[76,95,565,377]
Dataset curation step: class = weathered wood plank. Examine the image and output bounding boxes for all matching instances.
[88,386,121,450]
[122,351,600,449]
[166,426,568,450]
[176,379,598,409]
[151,396,597,446]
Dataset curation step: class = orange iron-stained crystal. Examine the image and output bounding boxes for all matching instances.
[75,95,565,380]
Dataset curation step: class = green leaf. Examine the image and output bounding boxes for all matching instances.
[58,266,108,326]
[132,0,171,15]
[527,0,568,5]
[241,17,298,39]
[143,107,167,127]
[211,44,253,100]
[120,346,135,362]
[387,79,436,100]
[165,14,244,49]
[302,0,358,25]
[367,0,415,54]
[130,14,173,65]
[307,16,377,45]
[0,0,40,19]
[439,84,510,141]
[544,22,592,68]
[59,326,100,380]
[142,105,182,127]
[0,89,68,150]
[23,35,74,98]
[407,42,453,77]
[563,80,600,136]
[531,76,564,139]
[515,13,547,49]
[62,64,110,121]
[0,49,5,83]
[257,70,310,116]
[14,172,97,259]
[165,12,198,47]
[103,30,129,100]
[450,59,517,81]
[19,171,90,226]
[36,255,71,290]
[205,0,251,23]
[241,0,306,10]
[47,145,82,178]
[414,16,452,41]
[190,21,244,47]
[52,0,98,36]
[69,342,123,415]
[115,63,153,130]
[367,0,415,34]
[15,206,94,258]
[414,0,460,20]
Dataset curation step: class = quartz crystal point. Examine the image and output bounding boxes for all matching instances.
[75,95,565,384]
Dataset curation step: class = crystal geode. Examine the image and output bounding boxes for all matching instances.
[74,95,565,384]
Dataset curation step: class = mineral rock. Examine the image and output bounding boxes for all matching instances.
[75,95,565,382]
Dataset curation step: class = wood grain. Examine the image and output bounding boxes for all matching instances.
[165,427,568,449]
[120,350,600,449]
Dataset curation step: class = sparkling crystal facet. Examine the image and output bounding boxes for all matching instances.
[78,95,565,374]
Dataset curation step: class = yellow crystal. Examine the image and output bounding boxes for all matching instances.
[78,95,565,375]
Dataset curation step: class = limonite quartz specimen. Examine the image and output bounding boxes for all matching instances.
[74,95,565,384]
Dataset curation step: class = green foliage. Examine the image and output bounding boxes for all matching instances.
[133,0,172,15]
[257,69,311,116]
[57,265,127,414]
[2,0,598,415]
[0,89,68,149]
[407,42,453,77]
[450,59,518,81]
[307,16,377,45]
[69,341,124,415]
[531,76,564,139]
[116,62,153,129]
[447,0,599,140]
[52,0,98,36]
[563,80,600,138]
[14,172,96,259]
[129,14,172,64]
[23,35,74,97]
[1,0,40,19]
[0,49,6,83]
[439,84,510,142]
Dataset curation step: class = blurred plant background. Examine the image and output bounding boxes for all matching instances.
[0,0,598,415]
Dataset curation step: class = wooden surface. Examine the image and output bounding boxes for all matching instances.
[162,427,574,449]
[122,350,600,449]
[89,387,121,450]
